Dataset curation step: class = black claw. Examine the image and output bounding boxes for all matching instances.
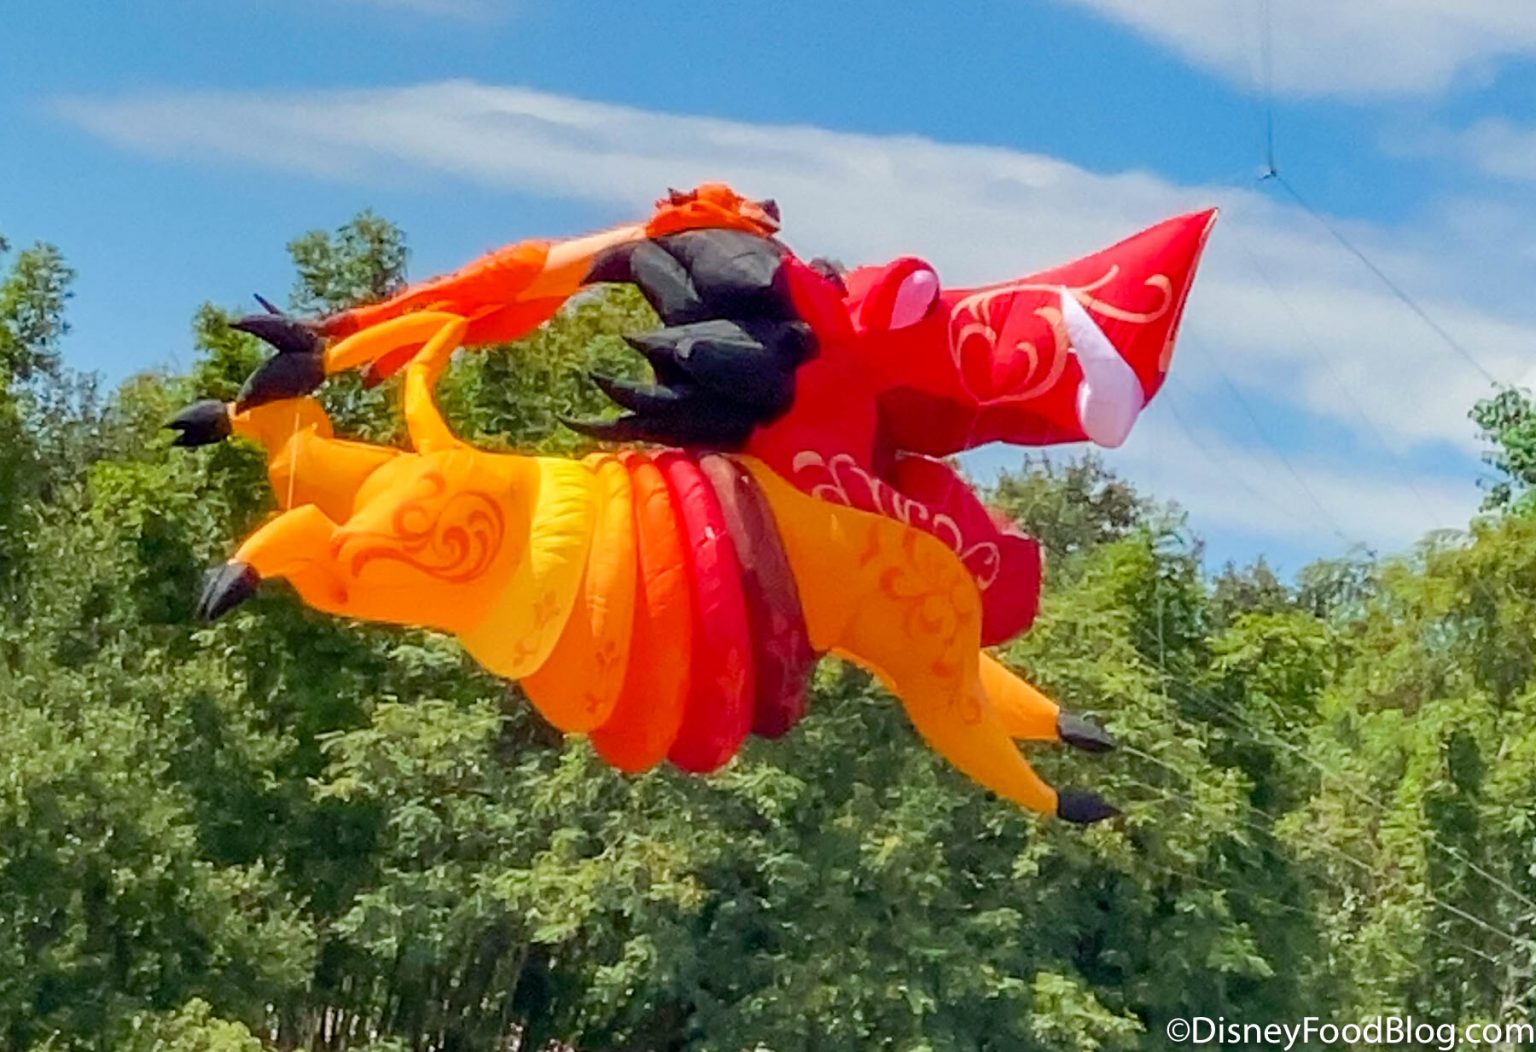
[589,373,689,414]
[165,399,233,448]
[583,242,640,286]
[628,242,706,323]
[582,229,811,450]
[622,333,689,384]
[623,321,806,402]
[253,293,283,315]
[623,329,676,357]
[653,230,793,318]
[1058,713,1117,754]
[589,233,795,328]
[674,326,800,411]
[588,238,710,321]
[1057,788,1120,825]
[560,414,648,443]
[758,198,780,223]
[235,350,326,412]
[195,562,260,621]
[561,404,757,450]
[232,313,324,357]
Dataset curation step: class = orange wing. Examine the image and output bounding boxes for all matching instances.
[316,183,781,382]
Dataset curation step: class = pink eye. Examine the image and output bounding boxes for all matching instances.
[889,268,939,329]
[856,259,940,332]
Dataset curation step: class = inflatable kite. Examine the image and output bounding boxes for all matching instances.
[169,184,1215,822]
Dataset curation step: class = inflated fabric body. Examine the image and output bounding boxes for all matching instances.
[171,184,1215,822]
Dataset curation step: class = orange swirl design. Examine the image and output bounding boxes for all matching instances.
[348,471,505,583]
[875,529,977,708]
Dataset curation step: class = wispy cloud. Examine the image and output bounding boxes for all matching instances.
[1053,0,1536,99]
[52,81,1525,553]
[1440,118,1536,183]
[1090,414,1479,551]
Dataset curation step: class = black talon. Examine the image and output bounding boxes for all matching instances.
[1058,713,1117,754]
[625,242,706,323]
[253,293,284,315]
[583,242,641,286]
[648,317,811,366]
[235,350,326,412]
[623,329,679,357]
[561,401,758,449]
[583,230,811,450]
[1056,788,1120,825]
[589,374,689,414]
[560,414,649,444]
[653,230,791,320]
[195,562,261,621]
[622,333,689,384]
[165,399,233,448]
[232,314,324,357]
[589,232,796,327]
[671,324,802,408]
[621,320,805,409]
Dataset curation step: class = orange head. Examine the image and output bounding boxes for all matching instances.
[645,183,782,238]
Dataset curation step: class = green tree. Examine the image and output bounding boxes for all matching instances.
[1471,386,1536,513]
[286,211,407,317]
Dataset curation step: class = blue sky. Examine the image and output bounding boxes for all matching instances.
[7,0,1536,572]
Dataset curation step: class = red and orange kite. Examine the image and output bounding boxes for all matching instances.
[170,184,1215,822]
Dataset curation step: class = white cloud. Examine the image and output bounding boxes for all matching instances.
[1054,0,1536,99]
[1447,118,1536,182]
[52,81,1528,552]
[1082,413,1477,551]
[965,380,1482,558]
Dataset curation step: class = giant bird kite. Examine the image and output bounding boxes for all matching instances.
[169,184,1215,823]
